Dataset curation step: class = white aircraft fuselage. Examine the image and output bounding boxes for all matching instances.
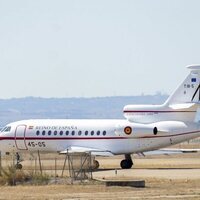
[1,119,199,155]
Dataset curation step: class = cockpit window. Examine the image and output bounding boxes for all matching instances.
[1,126,11,132]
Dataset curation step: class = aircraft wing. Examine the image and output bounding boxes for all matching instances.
[60,146,114,156]
[141,148,200,156]
[60,146,200,157]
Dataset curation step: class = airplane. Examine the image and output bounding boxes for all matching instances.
[1,64,200,170]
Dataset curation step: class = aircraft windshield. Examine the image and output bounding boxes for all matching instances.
[1,126,11,132]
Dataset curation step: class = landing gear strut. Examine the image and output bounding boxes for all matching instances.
[15,153,22,170]
[120,154,133,169]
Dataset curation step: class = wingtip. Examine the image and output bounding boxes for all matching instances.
[187,64,200,70]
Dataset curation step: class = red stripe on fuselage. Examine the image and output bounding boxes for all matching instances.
[123,110,196,113]
[139,130,200,138]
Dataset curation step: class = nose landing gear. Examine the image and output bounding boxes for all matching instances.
[120,154,133,169]
[15,153,23,170]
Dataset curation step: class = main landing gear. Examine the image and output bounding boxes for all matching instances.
[120,154,133,169]
[93,159,100,170]
[15,152,23,170]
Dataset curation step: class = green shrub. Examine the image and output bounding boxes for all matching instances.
[30,172,50,185]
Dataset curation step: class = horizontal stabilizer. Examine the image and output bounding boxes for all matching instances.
[60,146,114,156]
[169,103,196,110]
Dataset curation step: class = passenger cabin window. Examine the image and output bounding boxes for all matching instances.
[72,130,75,135]
[103,131,106,136]
[85,131,88,136]
[97,131,100,136]
[36,130,40,135]
[60,131,63,135]
[65,130,69,135]
[42,130,45,135]
[48,130,51,136]
[78,131,82,135]
[91,131,94,136]
[54,130,57,135]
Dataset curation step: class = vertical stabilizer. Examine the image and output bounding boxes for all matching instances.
[165,65,200,105]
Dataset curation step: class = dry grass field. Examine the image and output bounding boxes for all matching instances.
[0,180,199,200]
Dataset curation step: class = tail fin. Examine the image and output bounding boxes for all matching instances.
[124,65,200,123]
[165,65,200,105]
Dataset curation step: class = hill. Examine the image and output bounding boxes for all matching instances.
[0,94,168,126]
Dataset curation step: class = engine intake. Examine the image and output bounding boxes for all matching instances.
[153,127,158,135]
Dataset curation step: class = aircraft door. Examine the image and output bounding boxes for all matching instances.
[15,125,28,150]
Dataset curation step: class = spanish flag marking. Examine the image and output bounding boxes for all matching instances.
[124,126,132,135]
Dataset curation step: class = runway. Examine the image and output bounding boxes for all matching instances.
[94,168,200,180]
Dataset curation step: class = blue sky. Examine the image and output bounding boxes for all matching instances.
[0,0,200,98]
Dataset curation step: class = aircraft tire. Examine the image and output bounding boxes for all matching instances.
[93,160,100,170]
[120,159,133,169]
[15,163,23,170]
